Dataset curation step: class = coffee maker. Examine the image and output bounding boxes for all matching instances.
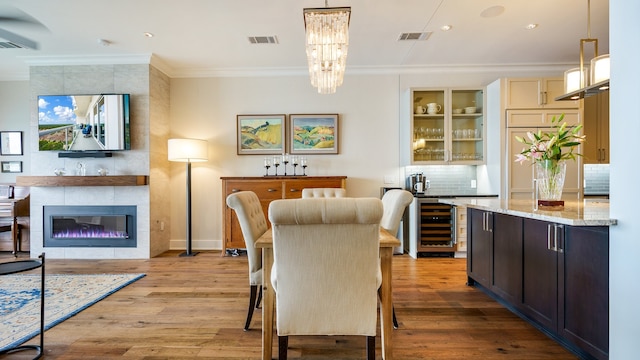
[406,173,425,195]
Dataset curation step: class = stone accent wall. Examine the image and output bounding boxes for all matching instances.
[27,64,169,259]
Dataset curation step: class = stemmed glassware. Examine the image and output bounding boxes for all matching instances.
[264,157,271,176]
[301,157,308,176]
[272,156,280,176]
[291,156,299,176]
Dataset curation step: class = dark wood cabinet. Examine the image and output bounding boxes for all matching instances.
[467,208,492,287]
[468,213,609,360]
[521,218,560,331]
[560,225,609,360]
[491,213,523,305]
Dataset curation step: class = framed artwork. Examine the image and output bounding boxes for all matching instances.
[289,114,339,154]
[0,131,23,155]
[1,161,22,173]
[237,114,286,155]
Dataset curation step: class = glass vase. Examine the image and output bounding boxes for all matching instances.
[535,160,567,203]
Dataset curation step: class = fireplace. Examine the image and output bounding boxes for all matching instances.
[43,205,137,247]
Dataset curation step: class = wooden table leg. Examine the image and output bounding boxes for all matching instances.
[379,247,393,360]
[262,247,274,360]
[11,217,18,256]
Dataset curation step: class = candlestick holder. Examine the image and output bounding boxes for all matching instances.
[272,156,281,176]
[300,157,308,176]
[264,157,272,176]
[291,156,299,176]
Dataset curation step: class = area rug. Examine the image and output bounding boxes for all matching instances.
[0,273,145,351]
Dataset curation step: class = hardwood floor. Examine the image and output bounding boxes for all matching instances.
[0,251,578,359]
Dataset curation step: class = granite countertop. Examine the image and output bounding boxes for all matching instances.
[414,192,498,199]
[438,198,616,227]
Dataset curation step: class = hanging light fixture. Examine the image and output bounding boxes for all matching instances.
[561,0,609,99]
[303,1,351,94]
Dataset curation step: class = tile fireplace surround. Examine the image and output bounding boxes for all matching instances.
[17,175,150,259]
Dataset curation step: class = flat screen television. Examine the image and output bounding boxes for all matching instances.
[37,94,131,152]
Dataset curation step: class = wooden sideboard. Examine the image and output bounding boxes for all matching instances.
[221,176,346,253]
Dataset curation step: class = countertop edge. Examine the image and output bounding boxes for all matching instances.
[439,198,617,227]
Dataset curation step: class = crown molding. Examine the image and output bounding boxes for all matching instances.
[0,54,576,81]
[22,54,153,67]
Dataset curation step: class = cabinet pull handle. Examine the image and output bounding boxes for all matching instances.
[231,188,241,193]
[555,224,564,253]
[267,188,277,192]
[487,212,492,232]
[289,188,299,192]
[482,212,487,231]
[542,91,548,105]
[547,224,553,250]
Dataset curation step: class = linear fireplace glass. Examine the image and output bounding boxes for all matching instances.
[44,205,136,247]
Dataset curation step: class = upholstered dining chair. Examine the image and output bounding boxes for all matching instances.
[225,191,267,331]
[268,197,383,360]
[301,187,346,198]
[380,189,414,329]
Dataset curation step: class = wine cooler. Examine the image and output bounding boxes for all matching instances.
[408,198,456,257]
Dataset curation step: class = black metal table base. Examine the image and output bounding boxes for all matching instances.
[0,344,43,359]
[0,253,45,360]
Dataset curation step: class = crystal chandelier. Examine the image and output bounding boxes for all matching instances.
[303,2,351,94]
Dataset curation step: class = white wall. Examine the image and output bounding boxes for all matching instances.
[0,81,29,183]
[609,0,640,358]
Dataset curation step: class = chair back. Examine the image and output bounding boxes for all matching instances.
[268,197,382,336]
[380,189,414,237]
[301,188,346,198]
[226,191,267,285]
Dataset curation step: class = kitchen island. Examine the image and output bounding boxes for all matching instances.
[440,198,614,360]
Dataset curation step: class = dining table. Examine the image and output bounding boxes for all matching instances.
[255,227,400,360]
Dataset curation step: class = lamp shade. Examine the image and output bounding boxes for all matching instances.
[168,138,208,162]
[564,68,587,93]
[590,54,610,84]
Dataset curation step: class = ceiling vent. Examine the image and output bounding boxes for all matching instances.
[0,28,38,49]
[398,32,432,41]
[248,36,279,44]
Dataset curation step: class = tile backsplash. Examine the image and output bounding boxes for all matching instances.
[584,164,610,195]
[404,165,478,195]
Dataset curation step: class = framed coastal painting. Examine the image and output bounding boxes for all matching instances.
[237,114,286,155]
[0,131,23,155]
[289,114,339,154]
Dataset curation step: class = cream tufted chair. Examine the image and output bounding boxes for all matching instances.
[226,191,267,331]
[268,197,382,360]
[301,187,346,198]
[380,189,414,329]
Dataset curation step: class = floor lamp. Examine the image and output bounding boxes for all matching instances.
[168,138,208,257]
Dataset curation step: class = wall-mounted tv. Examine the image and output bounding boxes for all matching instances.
[38,94,131,152]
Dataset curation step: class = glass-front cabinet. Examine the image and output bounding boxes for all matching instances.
[410,88,485,164]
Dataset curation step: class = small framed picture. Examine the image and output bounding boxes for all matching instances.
[289,114,339,154]
[1,161,23,173]
[0,131,23,155]
[237,114,286,155]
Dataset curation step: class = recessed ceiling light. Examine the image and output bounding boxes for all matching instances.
[480,5,505,18]
[98,39,111,47]
[144,32,154,38]
[441,25,452,31]
[525,23,538,30]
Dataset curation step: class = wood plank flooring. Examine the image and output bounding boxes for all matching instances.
[0,251,578,359]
